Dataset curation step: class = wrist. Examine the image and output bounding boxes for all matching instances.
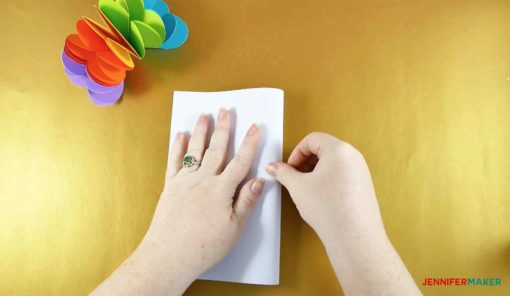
[133,230,201,294]
[319,223,389,255]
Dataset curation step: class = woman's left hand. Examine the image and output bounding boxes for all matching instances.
[92,108,264,295]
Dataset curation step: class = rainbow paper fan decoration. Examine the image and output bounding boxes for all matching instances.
[61,0,188,106]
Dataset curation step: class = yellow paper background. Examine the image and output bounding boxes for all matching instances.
[0,0,509,295]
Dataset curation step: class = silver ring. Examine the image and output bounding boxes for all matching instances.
[183,155,201,168]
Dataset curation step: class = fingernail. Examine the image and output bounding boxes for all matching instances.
[266,163,278,177]
[251,177,265,194]
[199,113,208,124]
[247,123,259,136]
[175,132,182,140]
[218,108,228,120]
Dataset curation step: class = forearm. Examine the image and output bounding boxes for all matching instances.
[91,236,197,296]
[324,231,422,296]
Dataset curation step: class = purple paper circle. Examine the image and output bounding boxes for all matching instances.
[61,51,86,76]
[86,75,124,94]
[61,50,126,106]
[64,68,88,87]
[87,85,124,106]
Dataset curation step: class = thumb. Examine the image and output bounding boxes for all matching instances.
[265,161,302,189]
[234,177,266,224]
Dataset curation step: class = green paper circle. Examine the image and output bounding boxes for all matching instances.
[133,20,163,48]
[144,9,166,41]
[126,0,145,21]
[99,0,130,40]
[129,21,145,58]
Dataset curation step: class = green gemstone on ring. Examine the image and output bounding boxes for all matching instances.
[183,155,195,167]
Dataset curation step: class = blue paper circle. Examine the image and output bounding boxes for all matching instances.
[161,13,176,42]
[160,14,188,50]
[143,0,157,10]
[152,0,170,16]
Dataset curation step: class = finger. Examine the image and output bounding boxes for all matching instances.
[265,161,302,189]
[182,113,210,172]
[296,154,319,173]
[200,108,231,174]
[234,177,265,225]
[166,132,189,178]
[287,132,335,167]
[221,123,260,185]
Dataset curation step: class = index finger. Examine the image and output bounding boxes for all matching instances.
[287,132,337,167]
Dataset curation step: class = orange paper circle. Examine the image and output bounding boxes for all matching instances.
[104,38,135,70]
[65,34,92,62]
[76,19,109,51]
[87,55,126,86]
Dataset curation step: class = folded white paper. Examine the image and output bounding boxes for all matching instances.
[169,88,283,285]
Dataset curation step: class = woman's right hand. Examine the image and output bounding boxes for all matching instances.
[265,132,386,246]
[265,132,421,296]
